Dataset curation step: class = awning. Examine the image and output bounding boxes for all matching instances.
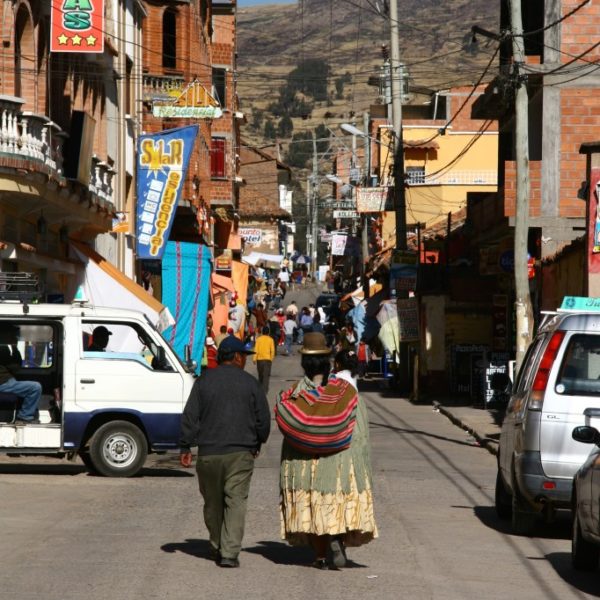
[70,241,175,332]
[404,139,440,150]
[341,282,383,302]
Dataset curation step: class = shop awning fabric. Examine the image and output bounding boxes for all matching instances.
[242,251,284,266]
[70,241,175,332]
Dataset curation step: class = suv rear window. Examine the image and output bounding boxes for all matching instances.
[556,334,600,396]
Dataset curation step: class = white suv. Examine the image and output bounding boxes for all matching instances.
[496,297,600,534]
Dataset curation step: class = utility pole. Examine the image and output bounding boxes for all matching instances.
[310,130,319,275]
[389,0,407,251]
[510,0,533,371]
[362,111,371,297]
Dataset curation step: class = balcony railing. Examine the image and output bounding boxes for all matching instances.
[0,95,114,210]
[143,73,186,102]
[416,170,498,186]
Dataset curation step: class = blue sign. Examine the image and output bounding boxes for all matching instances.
[560,296,600,311]
[136,125,198,260]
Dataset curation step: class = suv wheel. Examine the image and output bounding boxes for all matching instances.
[511,472,537,535]
[89,420,148,477]
[572,502,599,571]
[495,470,512,519]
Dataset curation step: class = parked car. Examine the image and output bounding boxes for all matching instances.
[571,425,600,571]
[495,297,600,534]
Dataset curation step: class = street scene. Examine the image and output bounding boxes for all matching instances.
[2,0,600,598]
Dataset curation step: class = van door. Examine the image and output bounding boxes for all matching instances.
[540,332,600,479]
[71,319,185,449]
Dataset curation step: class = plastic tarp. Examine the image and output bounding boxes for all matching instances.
[70,241,175,332]
[377,299,400,355]
[243,251,284,266]
[161,242,211,372]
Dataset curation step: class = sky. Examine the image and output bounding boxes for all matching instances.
[238,0,296,6]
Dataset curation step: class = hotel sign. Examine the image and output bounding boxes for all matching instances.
[152,81,223,119]
[51,0,104,53]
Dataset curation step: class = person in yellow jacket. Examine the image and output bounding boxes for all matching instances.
[253,325,276,395]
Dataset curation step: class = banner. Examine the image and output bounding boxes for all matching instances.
[239,228,262,245]
[356,187,389,213]
[136,125,198,260]
[51,0,104,53]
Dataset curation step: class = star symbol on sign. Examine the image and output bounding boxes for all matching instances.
[57,34,68,45]
[72,34,82,46]
[86,35,97,46]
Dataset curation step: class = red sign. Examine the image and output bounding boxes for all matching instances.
[51,0,104,54]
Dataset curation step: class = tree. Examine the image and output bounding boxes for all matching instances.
[277,115,294,138]
[285,131,313,169]
[251,109,264,131]
[264,119,276,139]
[315,124,329,154]
[287,59,330,101]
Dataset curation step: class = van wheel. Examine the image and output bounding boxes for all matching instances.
[89,421,148,478]
[572,505,599,571]
[78,451,98,474]
[495,470,512,519]
[511,473,537,535]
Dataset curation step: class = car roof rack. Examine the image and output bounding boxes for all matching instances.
[0,272,43,313]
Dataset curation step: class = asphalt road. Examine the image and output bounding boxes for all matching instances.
[1,287,599,599]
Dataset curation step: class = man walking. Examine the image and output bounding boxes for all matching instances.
[180,336,271,568]
[253,326,275,394]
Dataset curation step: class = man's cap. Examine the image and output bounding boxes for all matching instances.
[94,326,112,336]
[219,335,255,355]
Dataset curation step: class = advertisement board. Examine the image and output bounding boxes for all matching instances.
[356,187,389,213]
[51,0,104,53]
[239,228,262,245]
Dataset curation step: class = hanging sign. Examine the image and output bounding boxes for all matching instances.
[356,187,389,213]
[152,81,223,119]
[331,233,348,256]
[136,125,198,260]
[51,0,104,53]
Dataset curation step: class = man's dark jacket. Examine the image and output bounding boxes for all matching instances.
[180,364,271,455]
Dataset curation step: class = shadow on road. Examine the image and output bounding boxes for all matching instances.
[545,552,600,597]
[473,505,572,540]
[244,540,367,568]
[369,420,481,449]
[0,463,194,478]
[161,538,214,561]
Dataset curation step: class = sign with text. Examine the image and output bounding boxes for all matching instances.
[152,81,223,119]
[136,125,198,260]
[331,233,348,256]
[239,228,262,245]
[356,187,389,213]
[397,298,419,341]
[390,249,418,291]
[51,0,104,53]
[333,210,359,219]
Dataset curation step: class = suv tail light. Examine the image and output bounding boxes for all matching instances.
[530,331,566,411]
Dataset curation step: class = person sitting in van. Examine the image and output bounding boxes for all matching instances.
[0,325,42,424]
[88,326,112,352]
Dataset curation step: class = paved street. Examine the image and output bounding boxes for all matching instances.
[0,288,599,599]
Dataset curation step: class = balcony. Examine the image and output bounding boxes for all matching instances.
[411,170,498,186]
[143,73,186,103]
[0,95,114,213]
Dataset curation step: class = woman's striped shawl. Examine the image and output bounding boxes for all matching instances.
[275,376,358,455]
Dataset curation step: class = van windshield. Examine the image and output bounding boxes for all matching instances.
[556,334,600,396]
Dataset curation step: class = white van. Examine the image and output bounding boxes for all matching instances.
[0,301,196,476]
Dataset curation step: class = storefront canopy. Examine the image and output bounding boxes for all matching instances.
[243,251,284,266]
[70,241,174,332]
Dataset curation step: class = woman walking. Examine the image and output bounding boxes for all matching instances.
[276,333,377,569]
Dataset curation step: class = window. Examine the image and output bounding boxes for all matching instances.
[162,10,177,69]
[211,138,226,178]
[0,323,55,369]
[82,321,174,372]
[555,334,600,396]
[406,166,425,185]
[212,68,226,106]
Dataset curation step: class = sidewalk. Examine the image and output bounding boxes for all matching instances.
[433,400,503,456]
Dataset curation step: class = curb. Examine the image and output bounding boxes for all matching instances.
[433,401,499,457]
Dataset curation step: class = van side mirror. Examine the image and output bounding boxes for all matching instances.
[183,344,197,373]
[572,425,600,446]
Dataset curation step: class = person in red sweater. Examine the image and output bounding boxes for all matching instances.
[357,337,371,379]
[206,337,218,369]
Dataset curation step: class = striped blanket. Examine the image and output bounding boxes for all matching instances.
[275,377,358,455]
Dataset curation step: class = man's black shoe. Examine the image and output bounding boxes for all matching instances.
[208,546,221,562]
[219,557,240,568]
